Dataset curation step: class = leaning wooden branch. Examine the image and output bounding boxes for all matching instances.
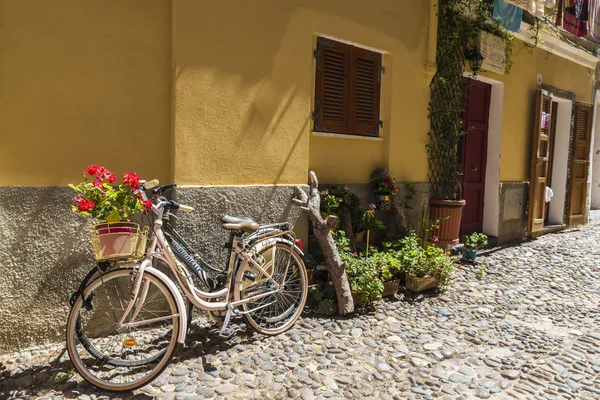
[293,171,354,315]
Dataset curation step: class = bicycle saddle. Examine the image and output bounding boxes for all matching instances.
[221,215,255,224]
[221,215,259,233]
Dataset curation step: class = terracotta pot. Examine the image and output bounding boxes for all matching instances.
[405,272,440,292]
[429,199,466,245]
[383,279,400,297]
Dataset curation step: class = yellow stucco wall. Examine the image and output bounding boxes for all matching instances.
[172,0,431,185]
[1,1,594,188]
[0,0,172,186]
[480,40,595,182]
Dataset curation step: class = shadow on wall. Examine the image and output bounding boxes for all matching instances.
[174,0,425,80]
[0,187,95,353]
[172,0,429,185]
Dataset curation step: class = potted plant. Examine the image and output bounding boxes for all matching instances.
[361,205,385,256]
[396,232,455,292]
[70,165,152,261]
[462,232,488,260]
[369,169,398,211]
[371,251,401,297]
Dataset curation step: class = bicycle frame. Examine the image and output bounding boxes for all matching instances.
[109,198,298,344]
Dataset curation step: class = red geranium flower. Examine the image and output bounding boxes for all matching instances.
[143,200,153,214]
[87,165,100,176]
[92,181,103,189]
[107,173,116,184]
[383,177,391,184]
[77,199,95,212]
[73,195,84,203]
[391,185,397,191]
[123,172,140,188]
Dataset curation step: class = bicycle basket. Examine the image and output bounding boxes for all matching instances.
[90,222,149,261]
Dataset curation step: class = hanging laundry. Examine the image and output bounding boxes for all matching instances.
[494,0,524,31]
[564,0,589,37]
[589,0,600,40]
[545,186,554,203]
[505,0,546,17]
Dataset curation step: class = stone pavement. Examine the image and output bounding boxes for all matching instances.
[2,226,600,400]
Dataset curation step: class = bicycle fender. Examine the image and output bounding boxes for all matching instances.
[252,237,304,258]
[144,266,188,344]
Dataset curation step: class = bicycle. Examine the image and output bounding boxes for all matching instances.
[65,179,308,391]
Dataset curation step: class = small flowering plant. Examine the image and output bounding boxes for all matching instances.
[369,168,399,197]
[69,165,152,223]
[369,169,398,211]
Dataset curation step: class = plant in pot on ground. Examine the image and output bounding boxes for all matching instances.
[396,232,455,292]
[370,249,402,297]
[462,232,488,260]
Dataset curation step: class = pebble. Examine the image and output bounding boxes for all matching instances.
[4,227,600,400]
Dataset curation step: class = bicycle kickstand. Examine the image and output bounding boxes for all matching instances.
[219,304,238,339]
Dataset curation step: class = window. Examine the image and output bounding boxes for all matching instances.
[313,37,382,137]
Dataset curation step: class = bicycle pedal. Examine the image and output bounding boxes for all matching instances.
[219,327,238,340]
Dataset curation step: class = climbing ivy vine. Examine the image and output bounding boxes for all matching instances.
[428,0,514,200]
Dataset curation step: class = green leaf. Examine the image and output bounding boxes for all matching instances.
[107,209,121,223]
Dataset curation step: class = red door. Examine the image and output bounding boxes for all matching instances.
[460,79,491,235]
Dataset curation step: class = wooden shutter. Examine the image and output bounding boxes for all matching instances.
[314,38,351,134]
[351,46,381,136]
[527,89,553,233]
[567,102,593,225]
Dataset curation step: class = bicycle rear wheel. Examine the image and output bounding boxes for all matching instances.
[241,243,308,335]
[66,268,180,391]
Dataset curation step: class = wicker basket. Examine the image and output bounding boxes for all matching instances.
[90,222,148,261]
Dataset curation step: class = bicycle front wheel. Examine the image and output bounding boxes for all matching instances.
[66,268,180,392]
[241,243,308,335]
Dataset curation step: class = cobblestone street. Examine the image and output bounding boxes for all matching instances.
[3,226,600,400]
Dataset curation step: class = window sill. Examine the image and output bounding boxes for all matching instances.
[312,132,383,141]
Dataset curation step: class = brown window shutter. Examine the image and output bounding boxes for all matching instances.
[350,46,382,136]
[314,38,351,134]
[567,102,593,225]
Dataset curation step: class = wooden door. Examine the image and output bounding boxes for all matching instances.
[545,101,559,225]
[567,102,594,225]
[460,79,491,235]
[527,90,553,233]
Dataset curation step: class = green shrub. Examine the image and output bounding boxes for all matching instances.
[394,232,455,286]
[462,232,488,251]
[334,231,384,307]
